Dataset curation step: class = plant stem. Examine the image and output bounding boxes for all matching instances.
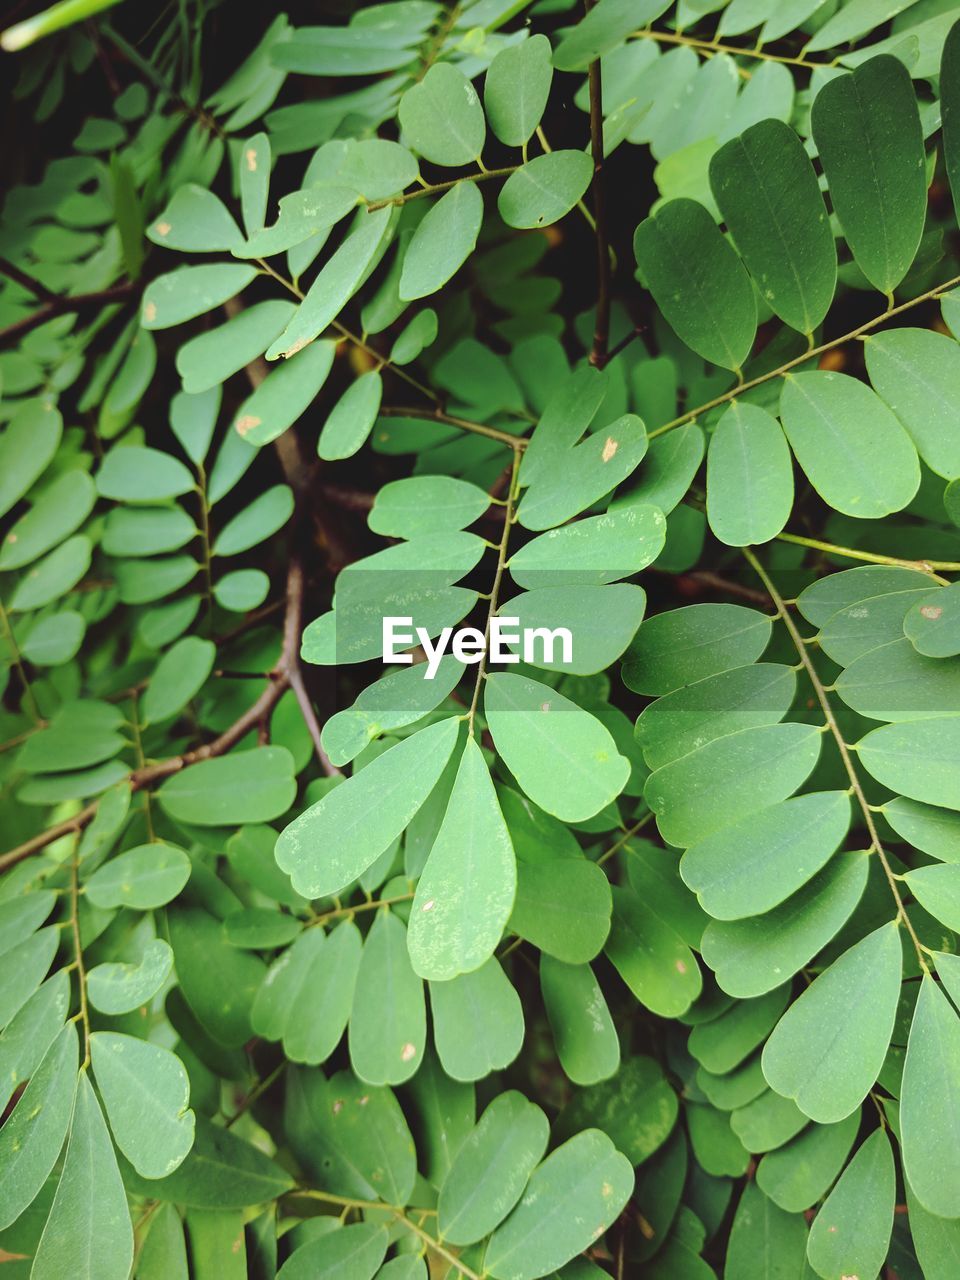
[776,532,957,576]
[379,404,527,450]
[70,843,92,1068]
[648,271,960,440]
[366,166,519,211]
[467,450,521,736]
[743,548,929,973]
[633,26,836,70]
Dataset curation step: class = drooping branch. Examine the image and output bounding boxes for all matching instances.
[0,281,139,347]
[585,0,612,368]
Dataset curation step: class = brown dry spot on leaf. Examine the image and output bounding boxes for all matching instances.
[921,605,943,620]
[676,959,687,974]
[144,302,157,323]
[284,338,310,357]
[539,701,551,713]
[245,148,258,171]
[602,437,618,462]
[400,1042,416,1061]
[154,221,171,236]
[236,415,261,436]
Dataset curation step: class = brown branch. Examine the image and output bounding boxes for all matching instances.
[379,404,527,450]
[0,257,56,301]
[585,0,612,369]
[0,282,139,347]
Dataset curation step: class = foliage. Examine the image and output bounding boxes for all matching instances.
[3,1,960,1277]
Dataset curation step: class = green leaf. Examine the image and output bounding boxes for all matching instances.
[761,923,902,1122]
[701,851,869,998]
[265,208,393,361]
[408,739,515,980]
[943,18,960,226]
[859,718,960,809]
[518,415,648,531]
[884,797,960,862]
[142,264,257,330]
[710,119,836,335]
[808,0,928,50]
[19,700,125,774]
[646,723,822,848]
[121,1114,293,1208]
[0,400,62,521]
[253,922,361,1064]
[232,340,335,447]
[277,718,459,897]
[724,1183,808,1280]
[807,1129,894,1280]
[438,1091,549,1246]
[0,470,96,571]
[634,198,757,371]
[681,791,852,920]
[317,369,382,461]
[553,0,672,69]
[541,955,620,1085]
[137,1203,188,1280]
[686,1103,750,1178]
[901,974,960,1217]
[624,603,772,696]
[143,636,215,724]
[636,663,796,770]
[606,885,702,1017]
[484,1129,634,1280]
[91,1032,194,1178]
[176,301,295,395]
[485,34,553,146]
[369,475,490,539]
[8,534,91,612]
[706,403,793,546]
[398,63,485,167]
[32,1073,134,1280]
[430,958,524,1081]
[510,857,612,963]
[502,584,647,675]
[306,1068,416,1204]
[97,444,194,503]
[239,132,270,235]
[349,909,425,1086]
[811,57,924,294]
[509,505,665,589]
[277,1224,388,1280]
[158,747,297,825]
[756,1112,860,1213]
[908,1178,960,1279]
[484,673,630,822]
[689,987,790,1077]
[103,505,198,558]
[557,1054,678,1168]
[87,938,175,1014]
[904,863,960,929]
[779,371,920,518]
[865,328,960,478]
[21,610,86,667]
[213,484,293,556]
[499,151,593,229]
[399,180,483,301]
[85,842,191,910]
[0,1023,77,1230]
[0,971,70,1115]
[168,907,266,1049]
[521,365,607,488]
[903,582,960,658]
[148,185,243,253]
[235,187,359,259]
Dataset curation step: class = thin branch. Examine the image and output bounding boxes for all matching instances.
[0,282,138,348]
[69,843,91,1069]
[743,548,930,973]
[0,256,56,301]
[633,26,837,70]
[366,166,518,211]
[585,0,612,368]
[379,404,527,450]
[648,271,960,440]
[776,532,956,576]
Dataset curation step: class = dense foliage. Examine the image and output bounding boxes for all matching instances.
[3,0,960,1276]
